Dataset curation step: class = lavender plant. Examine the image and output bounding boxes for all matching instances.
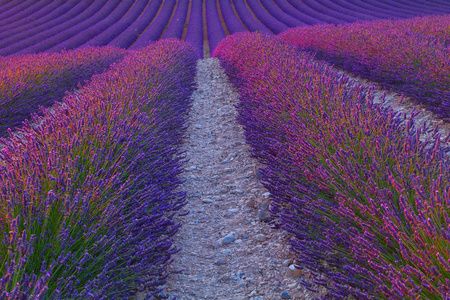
[0,46,127,138]
[213,31,450,299]
[279,14,450,120]
[0,38,198,299]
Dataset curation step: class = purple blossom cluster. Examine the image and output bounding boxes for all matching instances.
[0,38,198,299]
[213,31,450,299]
[279,14,450,120]
[0,46,127,138]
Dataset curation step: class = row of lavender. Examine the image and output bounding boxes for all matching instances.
[213,32,450,299]
[0,46,127,138]
[0,39,198,299]
[279,14,450,121]
[2,0,450,58]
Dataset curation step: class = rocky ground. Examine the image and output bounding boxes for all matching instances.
[155,58,323,300]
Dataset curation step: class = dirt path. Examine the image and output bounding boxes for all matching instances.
[157,58,322,300]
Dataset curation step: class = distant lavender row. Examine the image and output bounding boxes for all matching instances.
[129,0,176,50]
[279,14,450,120]
[45,0,129,53]
[1,0,450,57]
[206,0,226,54]
[246,0,288,33]
[0,0,58,30]
[108,0,163,49]
[213,32,450,299]
[0,39,198,299]
[184,0,203,59]
[162,0,189,40]
[0,45,126,138]
[0,0,90,52]
[0,0,109,56]
[219,0,246,35]
[232,0,271,34]
[79,0,150,48]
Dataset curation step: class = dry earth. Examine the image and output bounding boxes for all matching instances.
[149,58,323,300]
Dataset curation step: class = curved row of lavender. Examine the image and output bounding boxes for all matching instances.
[0,46,127,138]
[1,0,450,57]
[279,14,450,121]
[0,39,198,299]
[213,32,450,299]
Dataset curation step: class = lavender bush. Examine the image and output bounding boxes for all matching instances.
[0,46,127,138]
[213,31,450,299]
[0,39,198,299]
[279,14,450,120]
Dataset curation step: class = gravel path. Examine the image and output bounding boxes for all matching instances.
[158,58,322,300]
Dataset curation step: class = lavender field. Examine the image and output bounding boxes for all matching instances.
[1,0,450,299]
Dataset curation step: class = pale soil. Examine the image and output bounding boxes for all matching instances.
[149,58,323,300]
